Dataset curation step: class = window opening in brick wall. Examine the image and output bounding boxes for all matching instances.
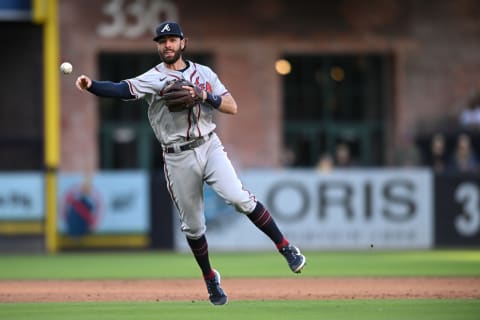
[282,54,392,168]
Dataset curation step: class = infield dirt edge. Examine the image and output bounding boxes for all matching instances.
[1,277,479,303]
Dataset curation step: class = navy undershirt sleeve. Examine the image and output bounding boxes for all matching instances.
[87,80,134,99]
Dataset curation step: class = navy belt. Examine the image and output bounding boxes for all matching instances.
[164,132,213,154]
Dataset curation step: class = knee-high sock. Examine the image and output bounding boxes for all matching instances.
[247,201,289,250]
[186,235,215,279]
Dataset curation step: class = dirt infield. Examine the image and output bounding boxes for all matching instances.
[1,277,479,302]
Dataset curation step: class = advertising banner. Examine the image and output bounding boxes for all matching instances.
[58,171,149,236]
[175,169,433,251]
[0,172,44,220]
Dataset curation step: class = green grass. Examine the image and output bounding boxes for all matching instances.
[0,250,479,279]
[1,250,479,319]
[0,300,479,320]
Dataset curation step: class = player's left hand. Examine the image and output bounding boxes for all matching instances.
[184,85,206,102]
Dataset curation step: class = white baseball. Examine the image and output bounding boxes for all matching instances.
[60,62,73,74]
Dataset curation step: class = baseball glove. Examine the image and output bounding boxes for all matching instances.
[162,79,203,112]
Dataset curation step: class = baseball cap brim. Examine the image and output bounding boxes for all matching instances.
[153,33,184,41]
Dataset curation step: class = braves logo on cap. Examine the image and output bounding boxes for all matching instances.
[153,22,184,41]
[161,24,171,33]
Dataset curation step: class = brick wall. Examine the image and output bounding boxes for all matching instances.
[59,0,480,171]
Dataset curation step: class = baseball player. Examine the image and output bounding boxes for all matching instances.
[75,21,306,306]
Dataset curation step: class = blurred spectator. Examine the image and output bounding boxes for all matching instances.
[391,133,422,167]
[334,143,356,167]
[426,133,448,173]
[279,145,296,167]
[459,92,480,129]
[448,133,479,173]
[316,153,334,172]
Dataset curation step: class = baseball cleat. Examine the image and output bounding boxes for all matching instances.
[204,269,228,305]
[280,244,306,273]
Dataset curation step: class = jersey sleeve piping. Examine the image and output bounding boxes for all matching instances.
[122,80,139,100]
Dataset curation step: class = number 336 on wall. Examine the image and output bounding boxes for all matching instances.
[97,0,178,38]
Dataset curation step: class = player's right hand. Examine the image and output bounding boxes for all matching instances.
[76,75,92,91]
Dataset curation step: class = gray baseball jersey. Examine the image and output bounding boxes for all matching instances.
[124,61,226,145]
[124,61,257,238]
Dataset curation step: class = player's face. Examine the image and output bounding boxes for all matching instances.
[156,36,184,64]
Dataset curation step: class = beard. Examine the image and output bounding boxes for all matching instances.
[159,47,182,65]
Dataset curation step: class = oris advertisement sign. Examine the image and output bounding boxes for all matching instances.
[175,169,434,251]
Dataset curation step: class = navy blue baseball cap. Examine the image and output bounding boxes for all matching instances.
[153,22,184,41]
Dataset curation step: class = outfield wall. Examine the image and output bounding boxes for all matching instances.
[0,169,479,251]
[180,168,478,250]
